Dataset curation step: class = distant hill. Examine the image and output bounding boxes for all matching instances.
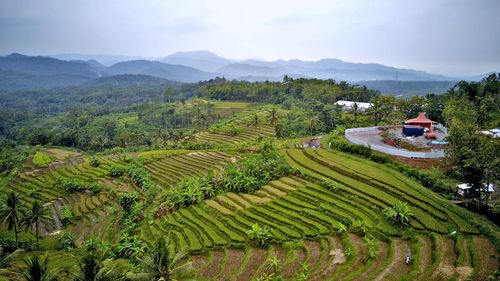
[0,53,101,78]
[0,54,213,90]
[51,53,157,66]
[106,60,215,83]
[358,80,458,97]
[162,51,231,72]
[82,74,180,88]
[1,52,494,94]
[0,54,104,90]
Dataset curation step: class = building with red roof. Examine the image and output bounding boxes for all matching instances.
[404,112,437,130]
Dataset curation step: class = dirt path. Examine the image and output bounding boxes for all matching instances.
[374,239,411,281]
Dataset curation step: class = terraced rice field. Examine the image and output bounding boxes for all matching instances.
[139,148,499,280]
[3,145,499,280]
[5,156,127,240]
[144,151,236,188]
[194,109,276,145]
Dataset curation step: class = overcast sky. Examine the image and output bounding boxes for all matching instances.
[1,0,499,77]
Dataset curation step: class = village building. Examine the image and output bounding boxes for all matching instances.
[334,100,373,111]
[457,183,495,197]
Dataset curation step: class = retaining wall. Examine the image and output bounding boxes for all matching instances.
[344,127,445,158]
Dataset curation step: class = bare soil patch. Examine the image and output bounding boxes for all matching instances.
[236,247,267,281]
[374,239,411,281]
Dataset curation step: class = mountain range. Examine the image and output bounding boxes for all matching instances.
[0,51,494,91]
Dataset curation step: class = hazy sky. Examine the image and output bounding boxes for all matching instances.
[1,0,499,77]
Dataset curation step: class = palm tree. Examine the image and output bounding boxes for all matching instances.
[352,102,359,122]
[21,253,58,281]
[384,201,413,228]
[267,108,279,127]
[0,249,24,275]
[128,236,192,281]
[22,201,49,250]
[248,113,259,127]
[1,192,23,248]
[307,116,321,135]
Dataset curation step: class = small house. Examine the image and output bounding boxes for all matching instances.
[457,183,495,197]
[334,101,373,112]
[302,137,322,149]
[480,128,500,138]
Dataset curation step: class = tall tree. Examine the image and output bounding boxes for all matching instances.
[352,102,359,122]
[22,201,49,250]
[267,108,279,127]
[128,236,192,281]
[1,192,23,248]
[21,253,58,281]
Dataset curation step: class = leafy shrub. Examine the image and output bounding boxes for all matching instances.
[247,223,273,247]
[60,205,74,226]
[119,192,139,213]
[56,178,101,193]
[322,178,341,191]
[384,201,413,228]
[108,165,126,177]
[89,157,100,167]
[58,231,76,251]
[163,174,216,210]
[32,151,54,168]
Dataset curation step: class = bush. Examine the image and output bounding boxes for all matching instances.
[247,223,273,247]
[162,175,216,210]
[56,178,101,194]
[32,151,54,168]
[108,165,126,177]
[322,178,341,191]
[60,205,74,226]
[58,231,76,251]
[119,192,139,213]
[89,157,100,167]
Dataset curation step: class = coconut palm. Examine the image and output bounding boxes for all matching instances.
[22,201,50,250]
[248,113,259,127]
[307,116,322,135]
[352,102,359,122]
[384,201,413,228]
[75,239,115,281]
[0,249,24,275]
[128,236,192,281]
[1,192,23,248]
[21,253,58,281]
[267,108,279,127]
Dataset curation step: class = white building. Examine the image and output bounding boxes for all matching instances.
[457,183,495,197]
[480,128,500,138]
[334,100,373,111]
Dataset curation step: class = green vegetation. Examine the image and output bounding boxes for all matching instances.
[0,76,498,280]
[32,151,54,168]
